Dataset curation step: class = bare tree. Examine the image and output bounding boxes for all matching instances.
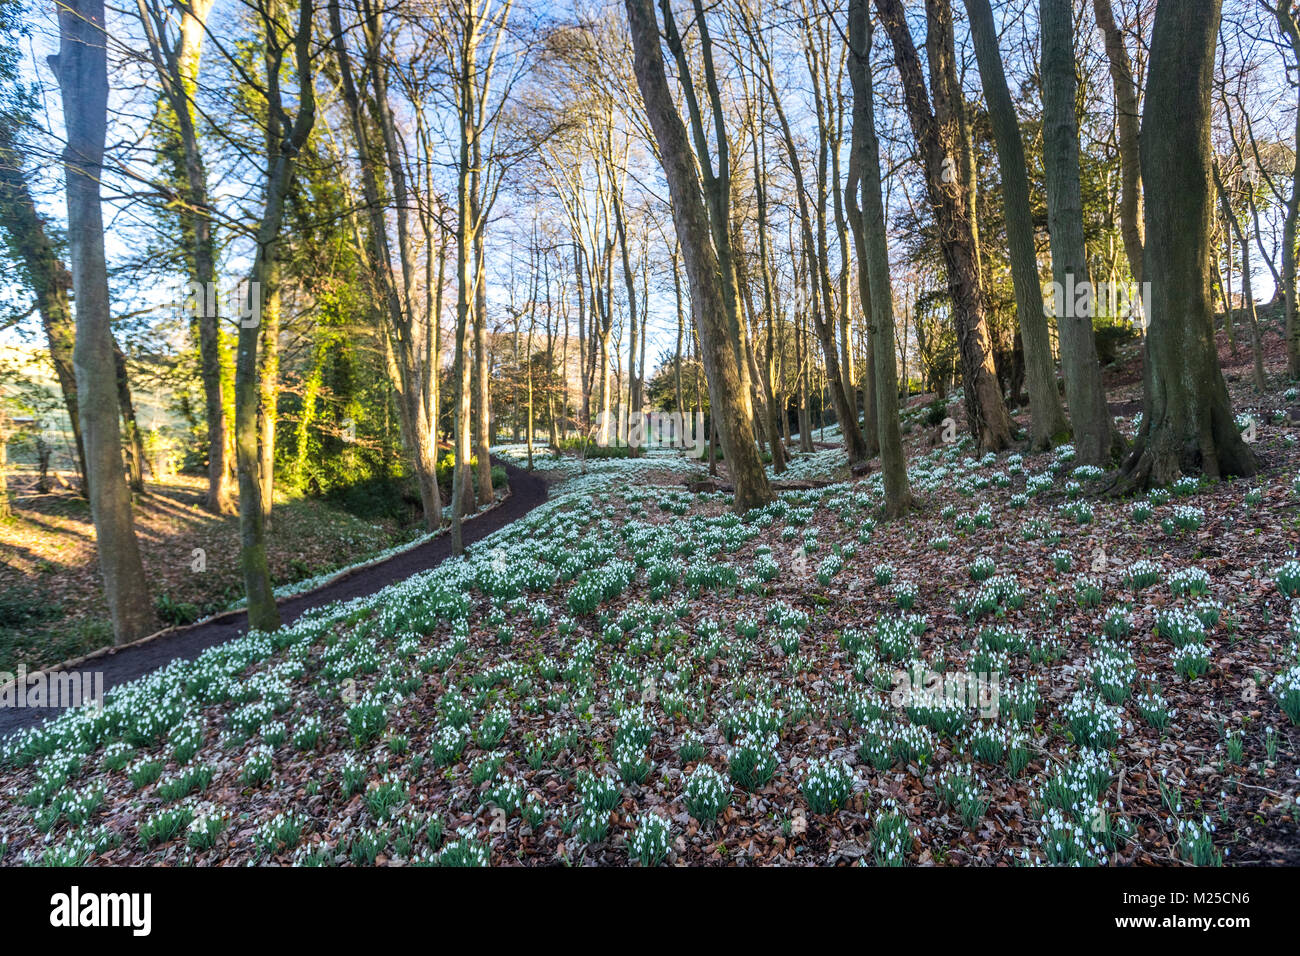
[1121,0,1256,486]
[1092,0,1145,286]
[874,0,1013,452]
[50,0,153,642]
[0,122,86,492]
[847,0,914,517]
[445,0,515,553]
[135,0,233,514]
[1263,0,1300,378]
[737,1,869,464]
[234,0,316,630]
[1041,0,1123,466]
[964,0,1068,450]
[328,0,443,530]
[624,0,770,511]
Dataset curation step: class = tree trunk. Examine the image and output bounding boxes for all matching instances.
[1269,1,1300,378]
[848,0,915,517]
[1092,0,1145,287]
[1041,0,1123,466]
[752,132,787,473]
[0,123,87,492]
[51,0,153,643]
[1213,162,1268,393]
[624,0,770,511]
[614,186,641,456]
[875,0,1012,452]
[234,0,316,630]
[472,157,493,504]
[1121,0,1256,486]
[0,406,9,520]
[738,7,868,465]
[258,272,278,525]
[327,0,441,530]
[450,1,481,552]
[139,0,231,514]
[113,343,147,493]
[964,0,1068,450]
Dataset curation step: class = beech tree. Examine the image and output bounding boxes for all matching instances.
[235,0,316,631]
[50,0,153,642]
[963,0,1068,451]
[624,0,770,512]
[135,0,232,515]
[1121,0,1256,486]
[1041,0,1123,467]
[846,0,913,517]
[1092,0,1144,288]
[874,0,1012,453]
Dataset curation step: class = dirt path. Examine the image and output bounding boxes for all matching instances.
[0,458,548,737]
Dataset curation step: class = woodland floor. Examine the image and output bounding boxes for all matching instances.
[0,473,427,675]
[0,322,1297,867]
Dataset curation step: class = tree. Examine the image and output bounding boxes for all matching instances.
[1121,0,1256,486]
[1264,0,1300,378]
[1041,0,1123,467]
[136,0,233,515]
[235,0,316,630]
[0,122,86,492]
[1212,159,1267,392]
[874,0,1012,452]
[847,0,914,517]
[445,0,516,553]
[624,0,770,511]
[657,0,769,465]
[1092,0,1144,287]
[738,2,870,465]
[328,0,442,531]
[963,0,1068,451]
[50,0,153,643]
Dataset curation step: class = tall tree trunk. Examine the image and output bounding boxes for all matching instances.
[733,222,785,468]
[0,124,87,491]
[449,0,482,552]
[1121,0,1256,486]
[235,0,316,630]
[472,154,493,504]
[50,0,153,643]
[964,0,1068,450]
[1092,0,1145,286]
[113,343,147,492]
[671,239,686,415]
[741,9,867,463]
[614,186,641,456]
[875,0,1012,452]
[848,0,915,517]
[258,272,278,525]
[138,0,231,513]
[1268,1,1300,377]
[624,0,770,511]
[1041,0,1123,466]
[328,0,441,530]
[423,188,445,526]
[0,405,9,519]
[752,130,787,473]
[659,0,759,440]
